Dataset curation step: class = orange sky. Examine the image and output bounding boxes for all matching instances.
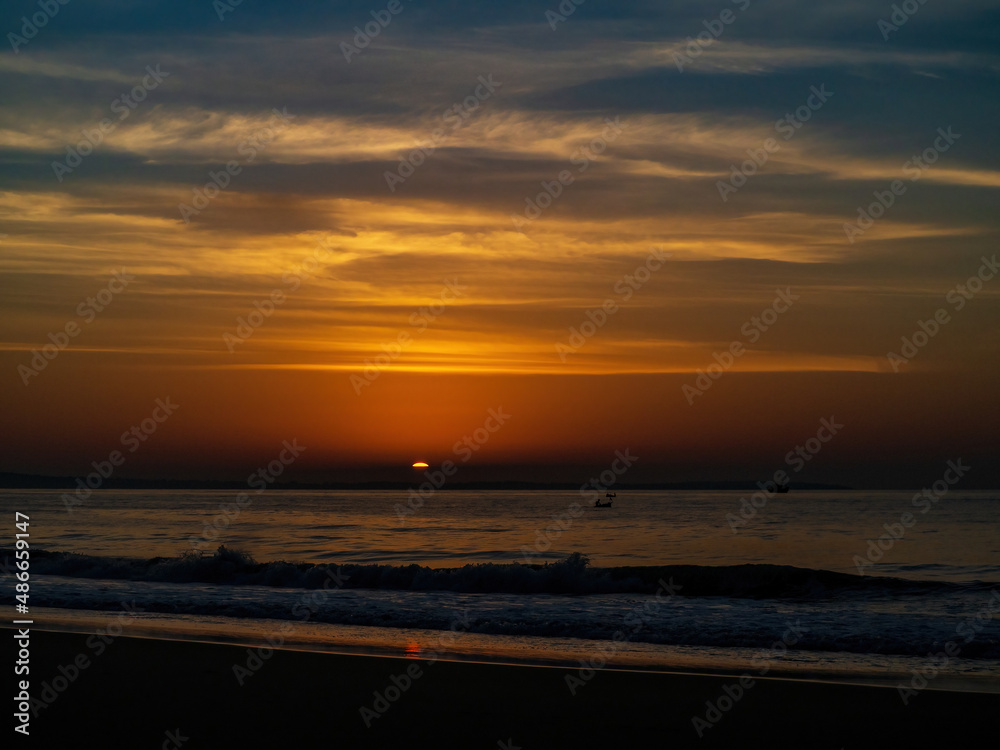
[1,3,998,486]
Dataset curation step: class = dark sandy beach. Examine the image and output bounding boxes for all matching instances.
[13,629,998,749]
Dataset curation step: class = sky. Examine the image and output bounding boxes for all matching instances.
[1,0,998,487]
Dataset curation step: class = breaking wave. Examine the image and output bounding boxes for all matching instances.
[4,546,977,599]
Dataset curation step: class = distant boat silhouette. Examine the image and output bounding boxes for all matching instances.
[595,492,615,508]
[762,481,790,493]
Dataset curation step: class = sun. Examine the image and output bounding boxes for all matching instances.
[412,461,429,468]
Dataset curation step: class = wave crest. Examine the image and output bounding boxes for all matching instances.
[2,546,971,598]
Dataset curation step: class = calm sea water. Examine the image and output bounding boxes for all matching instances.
[2,489,998,689]
[6,488,999,577]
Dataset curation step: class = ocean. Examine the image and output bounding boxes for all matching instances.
[3,488,999,692]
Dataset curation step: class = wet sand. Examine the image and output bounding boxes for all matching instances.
[17,630,999,748]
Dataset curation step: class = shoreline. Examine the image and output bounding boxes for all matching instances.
[16,630,1000,748]
[11,610,1000,696]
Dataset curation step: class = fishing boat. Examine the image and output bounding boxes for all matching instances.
[595,492,615,508]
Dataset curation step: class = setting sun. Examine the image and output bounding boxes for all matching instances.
[0,2,997,746]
